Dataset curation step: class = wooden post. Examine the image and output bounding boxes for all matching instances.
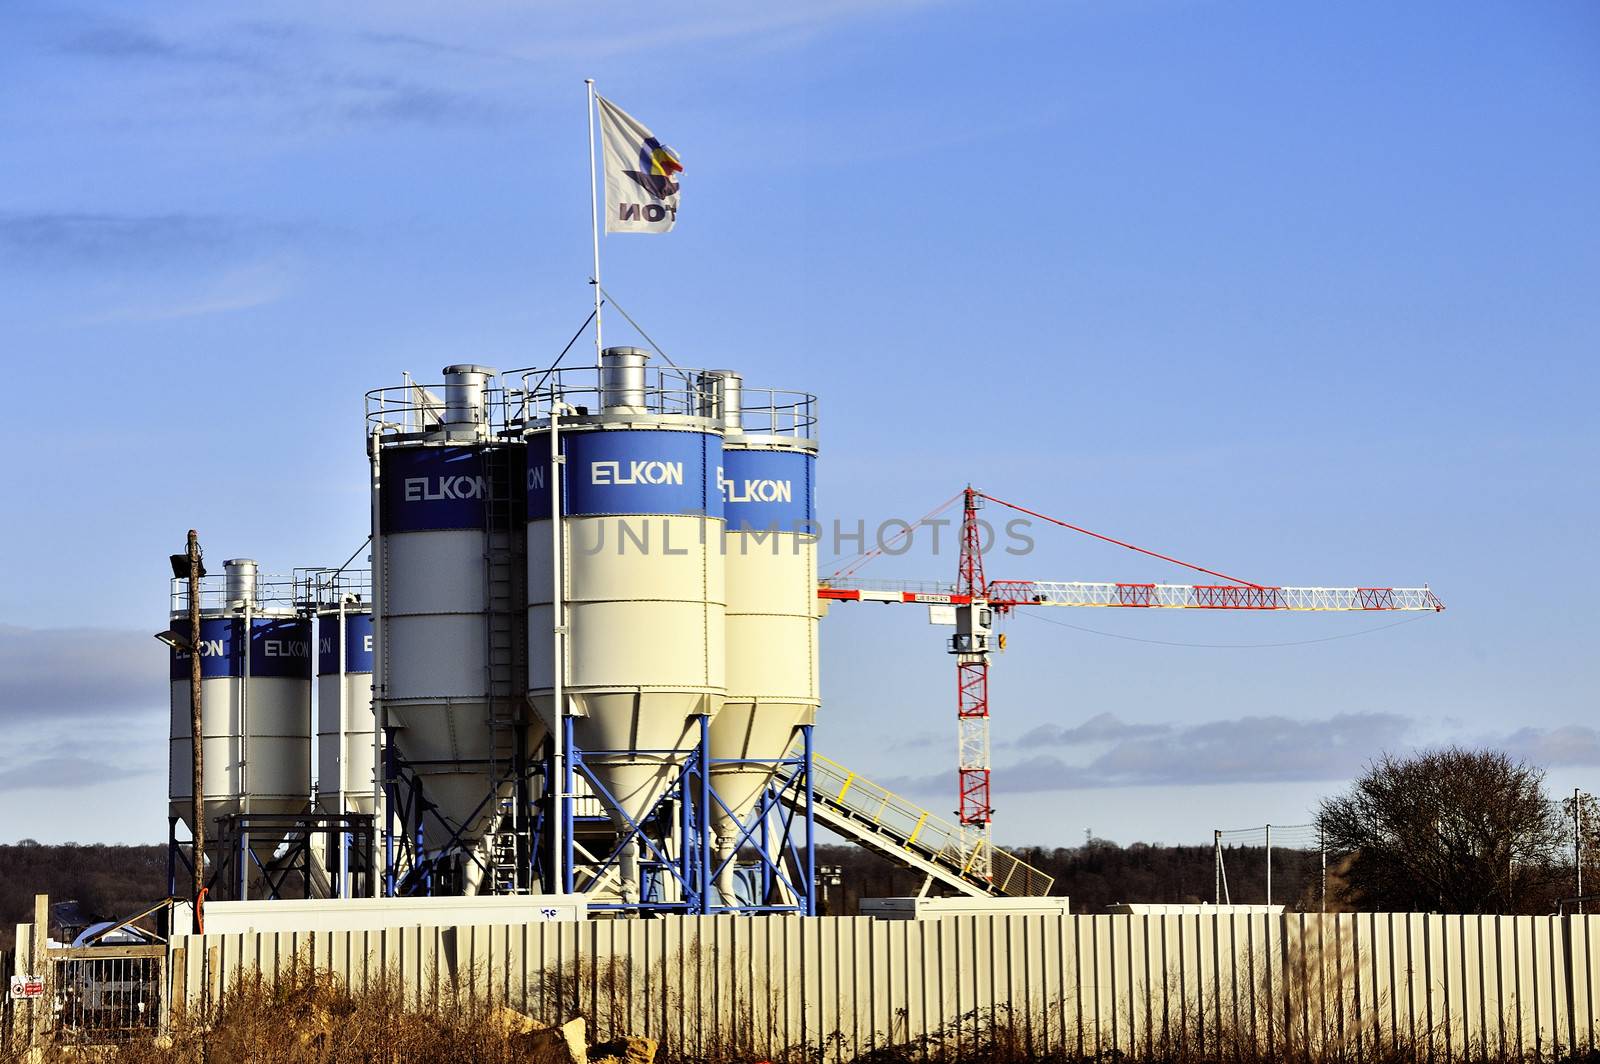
[168,944,187,1030]
[30,892,48,1046]
[189,530,205,908]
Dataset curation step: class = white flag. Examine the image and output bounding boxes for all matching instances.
[598,95,682,234]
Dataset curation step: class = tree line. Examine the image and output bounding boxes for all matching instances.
[2,748,1592,937]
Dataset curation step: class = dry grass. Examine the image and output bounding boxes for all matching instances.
[2,967,533,1064]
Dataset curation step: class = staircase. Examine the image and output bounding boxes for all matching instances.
[794,745,1055,899]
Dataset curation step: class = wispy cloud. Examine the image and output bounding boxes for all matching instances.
[0,625,167,723]
[61,24,268,71]
[44,3,946,133]
[332,75,505,126]
[884,713,1600,799]
[51,13,514,130]
[356,30,526,66]
[882,711,1413,796]
[0,642,166,795]
[85,258,297,323]
[1011,712,1171,747]
[0,213,302,319]
[0,757,156,794]
[1089,712,1412,787]
[0,212,256,268]
[1502,725,1600,768]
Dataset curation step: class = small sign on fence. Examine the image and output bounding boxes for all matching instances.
[8,975,45,1000]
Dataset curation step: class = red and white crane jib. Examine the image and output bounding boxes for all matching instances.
[983,581,1446,612]
[816,580,1445,613]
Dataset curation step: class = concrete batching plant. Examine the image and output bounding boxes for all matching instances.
[362,352,820,913]
[167,352,824,914]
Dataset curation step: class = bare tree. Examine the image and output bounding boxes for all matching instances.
[1317,748,1564,914]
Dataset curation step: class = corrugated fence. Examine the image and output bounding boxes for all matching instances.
[166,912,1600,1061]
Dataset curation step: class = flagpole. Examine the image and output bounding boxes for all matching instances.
[586,79,603,368]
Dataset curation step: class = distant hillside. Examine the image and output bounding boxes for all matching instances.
[0,841,168,950]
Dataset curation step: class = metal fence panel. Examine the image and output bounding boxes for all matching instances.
[11,912,1600,1059]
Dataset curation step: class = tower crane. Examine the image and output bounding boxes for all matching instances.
[818,487,1445,882]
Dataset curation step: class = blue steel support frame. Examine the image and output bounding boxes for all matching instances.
[555,719,816,915]
[704,724,816,914]
[381,724,546,897]
[561,714,713,915]
[804,723,817,916]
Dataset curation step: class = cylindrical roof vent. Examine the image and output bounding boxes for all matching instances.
[223,559,258,607]
[600,347,649,412]
[442,364,495,430]
[696,370,743,433]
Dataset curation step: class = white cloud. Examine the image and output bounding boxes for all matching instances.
[0,625,167,721]
[1501,725,1600,767]
[882,711,1413,795]
[83,257,296,323]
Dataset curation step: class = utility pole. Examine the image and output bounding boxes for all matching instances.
[1576,789,1586,915]
[186,530,205,910]
[1265,823,1272,907]
[1319,823,1327,913]
[1214,829,1222,905]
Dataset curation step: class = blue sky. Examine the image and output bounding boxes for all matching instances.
[1,1,1596,847]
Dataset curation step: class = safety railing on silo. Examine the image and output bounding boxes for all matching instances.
[804,746,1055,897]
[510,366,817,440]
[292,566,372,611]
[735,385,817,440]
[168,572,299,616]
[365,380,519,439]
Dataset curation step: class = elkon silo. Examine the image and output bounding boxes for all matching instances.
[369,365,534,895]
[703,370,819,899]
[168,559,312,894]
[526,348,725,905]
[316,604,374,818]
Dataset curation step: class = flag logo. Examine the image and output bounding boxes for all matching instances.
[598,95,681,234]
[625,139,683,200]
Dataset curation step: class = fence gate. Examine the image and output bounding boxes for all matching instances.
[48,945,166,1042]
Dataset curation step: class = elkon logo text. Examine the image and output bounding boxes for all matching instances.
[591,460,684,486]
[404,474,488,502]
[718,467,792,504]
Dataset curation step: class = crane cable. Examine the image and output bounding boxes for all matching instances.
[975,490,1263,588]
[826,490,964,579]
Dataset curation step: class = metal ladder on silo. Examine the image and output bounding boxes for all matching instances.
[482,443,527,894]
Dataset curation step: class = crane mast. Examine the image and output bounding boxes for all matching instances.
[953,488,994,877]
